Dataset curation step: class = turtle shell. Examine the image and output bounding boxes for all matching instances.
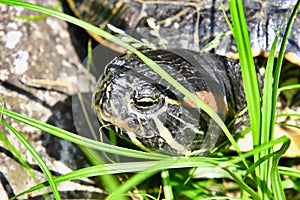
[67,0,300,65]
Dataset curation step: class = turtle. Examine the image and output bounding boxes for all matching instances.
[67,0,300,156]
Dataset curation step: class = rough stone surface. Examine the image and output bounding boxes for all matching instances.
[0,1,105,199]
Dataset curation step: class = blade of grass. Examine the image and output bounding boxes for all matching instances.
[0,131,51,199]
[228,0,261,142]
[12,157,229,199]
[161,170,174,200]
[242,136,290,179]
[106,159,177,200]
[229,0,262,196]
[0,131,38,181]
[13,161,168,199]
[270,0,300,149]
[79,147,123,197]
[268,1,300,198]
[16,0,62,21]
[278,166,300,179]
[1,108,168,160]
[271,139,290,200]
[278,84,300,95]
[276,113,300,119]
[221,135,289,168]
[259,18,281,196]
[276,122,300,130]
[1,120,61,200]
[223,168,261,200]
[272,2,300,103]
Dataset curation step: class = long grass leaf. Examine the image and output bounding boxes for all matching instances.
[0,131,39,182]
[228,0,262,196]
[273,1,300,100]
[223,168,262,200]
[279,166,300,179]
[278,84,300,95]
[221,135,289,167]
[161,170,174,200]
[259,19,280,196]
[268,5,300,197]
[1,120,61,200]
[106,159,176,200]
[270,0,300,145]
[1,108,168,160]
[12,157,226,199]
[243,136,290,179]
[229,0,261,141]
[271,139,290,200]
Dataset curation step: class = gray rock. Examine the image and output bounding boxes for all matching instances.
[0,1,105,199]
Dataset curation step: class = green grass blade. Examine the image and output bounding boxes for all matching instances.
[12,157,228,198]
[106,159,176,200]
[80,147,123,196]
[229,0,261,142]
[278,84,300,95]
[228,0,262,196]
[271,1,300,139]
[242,136,290,180]
[276,122,300,130]
[1,120,61,200]
[221,135,289,168]
[161,170,174,200]
[273,1,300,100]
[13,162,167,199]
[1,108,169,160]
[276,113,300,119]
[268,2,300,198]
[15,1,62,21]
[0,131,36,179]
[259,19,281,196]
[223,168,262,200]
[279,166,300,179]
[261,33,279,145]
[271,139,291,200]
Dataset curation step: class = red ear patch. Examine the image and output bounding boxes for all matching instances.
[183,91,218,112]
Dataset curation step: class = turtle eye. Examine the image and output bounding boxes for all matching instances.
[131,84,161,111]
[134,97,159,110]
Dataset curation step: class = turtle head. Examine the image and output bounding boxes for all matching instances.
[92,50,234,156]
